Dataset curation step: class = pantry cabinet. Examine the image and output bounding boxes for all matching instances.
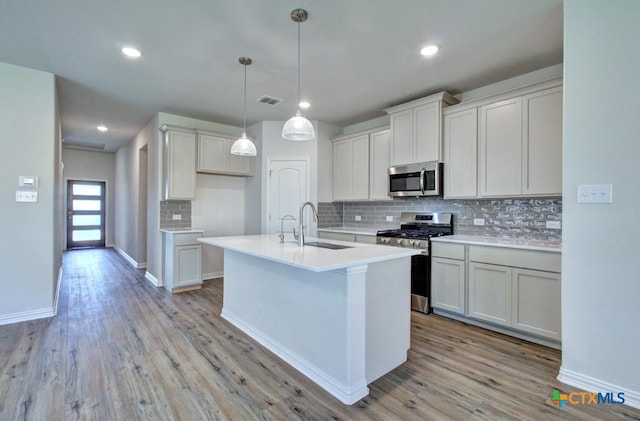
[160,124,197,200]
[197,131,253,176]
[331,128,390,202]
[385,91,459,166]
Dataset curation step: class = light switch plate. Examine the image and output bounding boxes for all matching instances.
[386,216,393,222]
[16,190,38,202]
[577,184,612,204]
[473,218,485,226]
[172,214,182,220]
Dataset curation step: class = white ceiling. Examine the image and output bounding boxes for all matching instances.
[0,0,563,152]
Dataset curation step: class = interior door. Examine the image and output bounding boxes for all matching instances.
[267,160,308,236]
[67,180,106,249]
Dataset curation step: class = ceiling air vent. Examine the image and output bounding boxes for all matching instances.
[257,95,282,106]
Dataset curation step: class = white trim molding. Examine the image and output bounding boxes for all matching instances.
[144,271,161,287]
[0,307,55,326]
[203,271,223,281]
[53,266,63,316]
[558,367,640,409]
[113,245,145,269]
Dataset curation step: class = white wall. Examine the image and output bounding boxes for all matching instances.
[0,62,61,324]
[62,149,116,248]
[560,0,640,408]
[258,120,341,234]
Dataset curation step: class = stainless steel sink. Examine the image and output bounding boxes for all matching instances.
[304,241,353,250]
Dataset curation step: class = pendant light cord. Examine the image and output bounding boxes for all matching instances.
[297,20,301,108]
[243,62,247,133]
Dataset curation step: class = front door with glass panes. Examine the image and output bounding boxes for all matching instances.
[67,180,106,249]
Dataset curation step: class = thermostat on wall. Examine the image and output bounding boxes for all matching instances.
[18,176,39,188]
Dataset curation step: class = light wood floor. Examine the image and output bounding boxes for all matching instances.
[1,248,639,420]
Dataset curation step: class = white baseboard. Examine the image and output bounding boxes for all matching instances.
[113,245,145,269]
[0,307,55,326]
[53,266,63,316]
[203,271,223,281]
[145,271,161,287]
[221,308,369,405]
[558,367,640,409]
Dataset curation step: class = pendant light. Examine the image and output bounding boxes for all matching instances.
[282,8,315,141]
[231,57,257,156]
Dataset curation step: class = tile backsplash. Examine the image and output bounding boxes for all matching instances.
[160,200,192,229]
[318,197,562,241]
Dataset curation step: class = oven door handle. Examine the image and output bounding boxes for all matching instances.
[419,169,426,194]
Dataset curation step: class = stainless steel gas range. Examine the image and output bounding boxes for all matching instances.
[376,212,454,314]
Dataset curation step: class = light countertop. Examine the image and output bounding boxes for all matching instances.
[160,228,205,234]
[430,235,561,252]
[199,234,420,272]
[317,227,379,236]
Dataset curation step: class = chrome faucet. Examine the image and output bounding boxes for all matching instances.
[279,214,296,243]
[298,201,319,247]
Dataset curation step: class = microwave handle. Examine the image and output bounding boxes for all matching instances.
[419,169,426,194]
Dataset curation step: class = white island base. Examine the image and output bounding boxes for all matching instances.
[213,241,413,405]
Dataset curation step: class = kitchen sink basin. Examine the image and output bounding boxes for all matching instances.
[304,241,353,250]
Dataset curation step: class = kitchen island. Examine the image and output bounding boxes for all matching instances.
[198,234,420,404]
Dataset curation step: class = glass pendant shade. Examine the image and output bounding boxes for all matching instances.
[231,57,257,156]
[282,109,315,141]
[230,132,257,156]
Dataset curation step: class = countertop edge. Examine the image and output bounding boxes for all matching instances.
[430,235,561,252]
[160,228,205,234]
[317,227,378,236]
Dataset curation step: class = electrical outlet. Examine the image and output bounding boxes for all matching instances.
[386,216,393,222]
[259,304,264,319]
[172,214,182,220]
[473,218,485,226]
[546,220,561,230]
[355,215,362,221]
[15,191,38,202]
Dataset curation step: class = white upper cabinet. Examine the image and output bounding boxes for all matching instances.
[331,128,391,202]
[479,97,523,196]
[197,131,253,176]
[369,129,391,200]
[442,78,563,198]
[443,107,478,198]
[332,134,370,201]
[385,92,459,166]
[160,124,197,200]
[522,86,563,195]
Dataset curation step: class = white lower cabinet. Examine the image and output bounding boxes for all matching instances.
[431,240,561,346]
[163,231,203,293]
[431,242,466,315]
[468,262,512,326]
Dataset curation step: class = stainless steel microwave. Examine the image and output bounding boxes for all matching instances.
[388,161,443,197]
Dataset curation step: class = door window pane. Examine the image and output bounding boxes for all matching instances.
[72,230,101,241]
[73,184,102,196]
[72,215,101,226]
[73,200,101,211]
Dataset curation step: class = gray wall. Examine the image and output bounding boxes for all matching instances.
[560,0,640,403]
[62,148,116,248]
[0,61,61,323]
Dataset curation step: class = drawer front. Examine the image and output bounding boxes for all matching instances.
[355,234,377,244]
[431,242,465,260]
[318,232,356,242]
[469,246,560,273]
[172,232,203,246]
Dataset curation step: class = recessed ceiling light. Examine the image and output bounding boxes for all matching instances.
[121,46,142,58]
[97,125,108,132]
[299,101,310,109]
[420,44,439,57]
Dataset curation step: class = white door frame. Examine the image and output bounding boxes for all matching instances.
[264,157,311,235]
